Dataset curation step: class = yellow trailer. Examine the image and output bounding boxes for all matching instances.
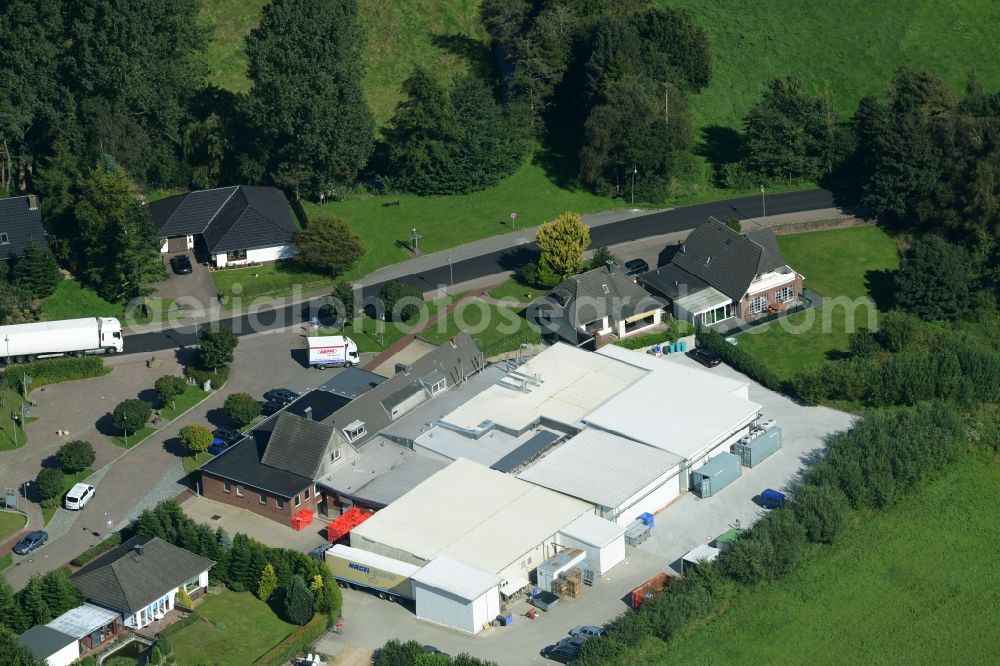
[325,544,419,601]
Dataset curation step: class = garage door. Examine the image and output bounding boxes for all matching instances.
[166,236,189,252]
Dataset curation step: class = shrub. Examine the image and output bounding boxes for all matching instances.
[792,483,850,544]
[848,327,881,358]
[56,440,95,473]
[254,613,326,666]
[224,393,261,428]
[184,361,230,388]
[613,321,696,350]
[198,326,238,371]
[71,532,123,566]
[178,424,213,456]
[518,261,540,289]
[378,280,423,322]
[257,563,278,602]
[155,375,188,408]
[2,357,109,393]
[35,467,64,502]
[112,399,152,434]
[697,328,783,391]
[282,575,314,625]
[175,588,193,610]
[877,309,921,352]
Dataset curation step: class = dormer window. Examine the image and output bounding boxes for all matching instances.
[430,378,446,394]
[0,233,9,245]
[343,420,366,442]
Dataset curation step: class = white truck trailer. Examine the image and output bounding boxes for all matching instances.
[0,317,124,363]
[324,544,419,602]
[307,335,360,369]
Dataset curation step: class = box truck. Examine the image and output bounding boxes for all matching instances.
[0,317,124,363]
[307,335,360,369]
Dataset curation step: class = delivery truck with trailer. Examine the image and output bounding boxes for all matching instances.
[0,317,124,363]
[307,335,360,369]
[324,544,418,602]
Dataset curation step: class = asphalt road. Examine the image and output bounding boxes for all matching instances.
[125,188,840,354]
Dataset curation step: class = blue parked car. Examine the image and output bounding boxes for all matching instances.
[760,488,786,509]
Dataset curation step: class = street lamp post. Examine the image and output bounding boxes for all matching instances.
[123,414,129,448]
[631,165,638,206]
[447,253,454,296]
[760,184,766,219]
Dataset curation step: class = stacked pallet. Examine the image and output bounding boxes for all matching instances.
[562,568,583,599]
[551,577,566,596]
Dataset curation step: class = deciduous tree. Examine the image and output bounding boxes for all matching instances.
[296,215,366,276]
[56,440,95,473]
[179,424,213,456]
[112,399,152,436]
[224,393,260,428]
[895,235,973,321]
[155,375,188,409]
[198,326,238,371]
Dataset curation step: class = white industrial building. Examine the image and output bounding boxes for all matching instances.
[410,556,503,634]
[596,344,751,400]
[556,513,627,575]
[517,428,684,525]
[351,458,593,596]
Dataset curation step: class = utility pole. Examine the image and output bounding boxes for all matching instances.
[123,414,129,448]
[447,253,454,296]
[631,166,638,207]
[760,184,766,219]
[662,81,672,125]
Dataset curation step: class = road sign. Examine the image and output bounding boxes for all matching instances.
[20,403,30,415]
[510,212,516,221]
[22,373,32,385]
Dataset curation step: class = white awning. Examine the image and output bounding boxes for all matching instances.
[500,577,529,597]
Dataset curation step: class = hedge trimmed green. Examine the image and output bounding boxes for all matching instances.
[614,320,695,350]
[2,356,109,393]
[697,328,783,391]
[71,532,123,566]
[480,326,542,357]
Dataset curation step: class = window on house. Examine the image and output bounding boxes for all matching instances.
[304,487,311,500]
[275,498,284,510]
[235,485,244,497]
[294,494,301,507]
[0,233,9,245]
[258,493,266,505]
[775,286,794,303]
[748,295,769,314]
[223,480,231,493]
[331,448,341,463]
[430,379,446,394]
[226,249,247,261]
[343,420,366,442]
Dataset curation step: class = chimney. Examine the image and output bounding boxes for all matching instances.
[304,406,313,420]
[606,259,614,274]
[133,543,143,558]
[27,194,38,210]
[681,244,686,254]
[449,336,457,349]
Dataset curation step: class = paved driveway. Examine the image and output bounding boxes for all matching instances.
[152,251,220,315]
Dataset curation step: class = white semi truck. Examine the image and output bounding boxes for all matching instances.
[0,317,124,363]
[307,335,360,369]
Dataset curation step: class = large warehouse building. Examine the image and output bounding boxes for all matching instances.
[350,458,595,595]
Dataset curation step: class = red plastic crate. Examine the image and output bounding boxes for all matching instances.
[326,507,373,541]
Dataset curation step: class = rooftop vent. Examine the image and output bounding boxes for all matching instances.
[133,544,143,558]
[303,406,313,420]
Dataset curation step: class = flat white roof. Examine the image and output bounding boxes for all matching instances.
[517,429,681,509]
[46,603,121,639]
[412,555,502,601]
[683,544,721,563]
[559,512,627,548]
[326,544,421,578]
[439,344,645,432]
[597,345,749,398]
[584,371,761,460]
[352,458,592,575]
[675,286,731,315]
[307,335,348,348]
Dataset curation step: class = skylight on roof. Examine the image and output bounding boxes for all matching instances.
[601,284,610,294]
[705,256,713,266]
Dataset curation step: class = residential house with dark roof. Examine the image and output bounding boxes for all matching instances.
[531,263,666,347]
[69,536,214,630]
[638,218,803,326]
[199,332,487,525]
[0,194,47,261]
[148,185,297,267]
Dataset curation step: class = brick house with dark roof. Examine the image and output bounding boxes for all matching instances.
[69,536,214,630]
[0,194,47,261]
[638,218,803,326]
[199,333,486,525]
[148,185,297,267]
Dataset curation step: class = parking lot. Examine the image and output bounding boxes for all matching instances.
[321,352,856,665]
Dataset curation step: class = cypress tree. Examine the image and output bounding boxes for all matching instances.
[282,575,314,625]
[13,238,62,299]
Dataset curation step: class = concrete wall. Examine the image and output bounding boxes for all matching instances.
[200,472,322,525]
[414,583,499,634]
[613,466,682,525]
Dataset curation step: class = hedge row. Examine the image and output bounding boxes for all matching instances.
[183,361,230,388]
[253,613,327,666]
[70,532,123,566]
[480,325,542,358]
[696,328,783,391]
[613,320,695,350]
[2,356,109,393]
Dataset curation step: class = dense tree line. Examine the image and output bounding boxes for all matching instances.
[0,568,84,635]
[481,0,711,201]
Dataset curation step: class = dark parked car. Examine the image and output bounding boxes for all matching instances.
[13,530,48,555]
[170,254,193,275]
[263,388,300,404]
[760,488,787,509]
[541,637,585,663]
[208,426,242,455]
[261,399,287,416]
[569,626,607,638]
[689,347,722,368]
[623,258,650,276]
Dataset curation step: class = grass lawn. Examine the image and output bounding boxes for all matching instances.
[0,553,11,572]
[212,261,334,306]
[42,468,94,525]
[421,299,540,351]
[634,455,1000,664]
[197,0,266,93]
[42,279,126,321]
[736,226,899,380]
[0,387,30,450]
[169,591,297,666]
[318,295,454,353]
[486,277,542,304]
[182,451,213,476]
[0,511,26,542]
[112,426,157,450]
[159,385,210,421]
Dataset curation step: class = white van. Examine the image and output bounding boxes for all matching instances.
[64,483,95,510]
